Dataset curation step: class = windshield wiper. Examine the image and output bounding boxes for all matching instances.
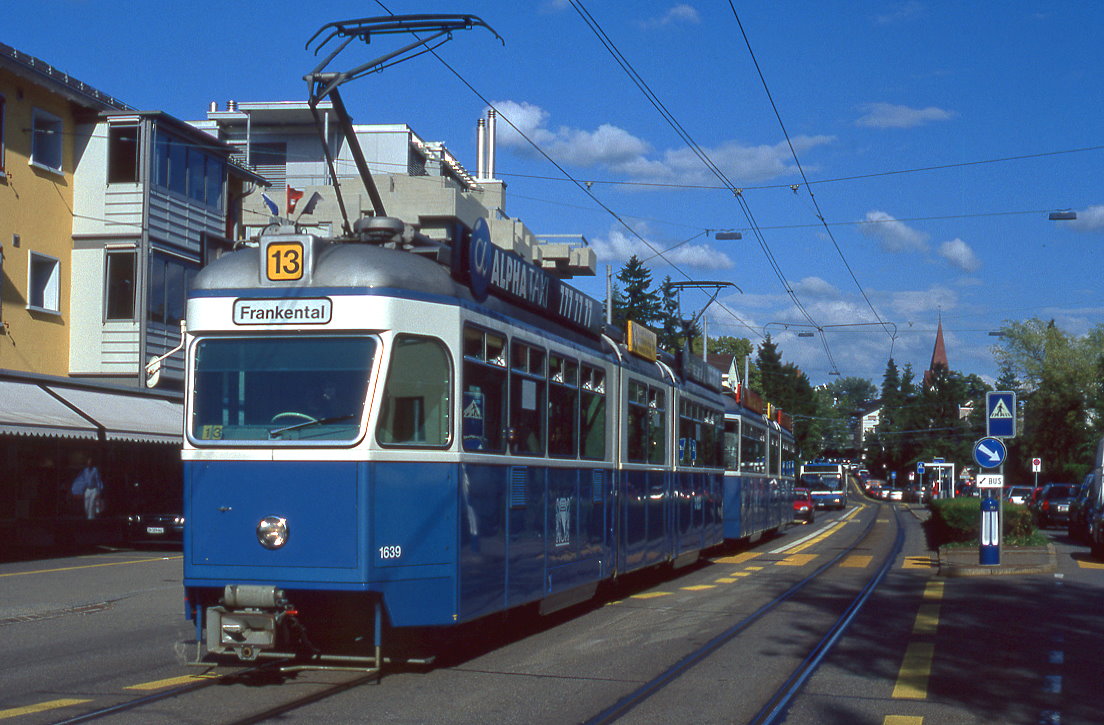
[269,414,357,438]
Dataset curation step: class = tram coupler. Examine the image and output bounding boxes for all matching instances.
[205,585,291,661]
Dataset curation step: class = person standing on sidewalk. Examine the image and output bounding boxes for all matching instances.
[70,458,104,519]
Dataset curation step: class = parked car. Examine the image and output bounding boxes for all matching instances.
[865,478,885,499]
[885,485,906,502]
[1004,486,1033,505]
[906,483,929,503]
[793,488,815,524]
[1068,474,1095,543]
[1035,483,1080,529]
[126,512,185,544]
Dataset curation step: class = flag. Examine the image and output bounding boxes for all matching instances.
[300,192,323,216]
[261,193,279,216]
[287,186,305,214]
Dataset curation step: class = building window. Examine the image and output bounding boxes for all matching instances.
[153,130,224,209]
[107,125,140,183]
[105,249,136,320]
[148,250,198,327]
[31,109,63,172]
[28,252,60,313]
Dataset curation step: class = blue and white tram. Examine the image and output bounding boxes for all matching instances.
[721,395,797,541]
[180,217,729,664]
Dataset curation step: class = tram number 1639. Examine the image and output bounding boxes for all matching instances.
[378,545,403,560]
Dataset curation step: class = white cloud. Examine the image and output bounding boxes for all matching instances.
[859,211,929,253]
[938,238,981,273]
[855,102,956,129]
[875,1,924,25]
[640,4,701,28]
[1068,204,1104,232]
[489,99,833,186]
[589,227,733,270]
[889,286,958,317]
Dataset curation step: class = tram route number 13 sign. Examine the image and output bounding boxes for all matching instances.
[267,241,305,281]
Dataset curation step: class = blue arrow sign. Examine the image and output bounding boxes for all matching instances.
[974,437,1007,469]
[917,462,925,475]
[987,391,1016,438]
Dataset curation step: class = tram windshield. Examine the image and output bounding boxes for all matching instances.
[191,336,375,443]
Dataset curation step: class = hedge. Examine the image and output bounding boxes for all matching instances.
[928,497,1037,546]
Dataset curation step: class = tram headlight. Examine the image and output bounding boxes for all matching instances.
[256,516,289,549]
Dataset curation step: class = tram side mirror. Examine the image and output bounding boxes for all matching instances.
[145,357,162,389]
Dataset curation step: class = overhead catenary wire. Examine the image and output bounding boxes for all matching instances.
[370,0,766,339]
[727,2,895,356]
[568,0,838,371]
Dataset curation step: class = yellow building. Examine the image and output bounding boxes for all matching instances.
[1,43,130,375]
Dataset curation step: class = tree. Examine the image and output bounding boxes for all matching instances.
[993,319,1104,479]
[657,276,685,353]
[611,256,660,330]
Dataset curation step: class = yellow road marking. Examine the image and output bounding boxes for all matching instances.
[0,556,181,578]
[912,603,941,636]
[902,556,936,569]
[787,520,849,554]
[630,591,672,599]
[841,554,873,568]
[731,572,752,577]
[714,552,761,564]
[0,699,92,720]
[884,717,924,725]
[777,553,817,567]
[923,581,944,600]
[714,577,737,583]
[892,642,935,699]
[126,673,217,691]
[746,566,764,571]
[1076,559,1104,570]
[681,584,715,591]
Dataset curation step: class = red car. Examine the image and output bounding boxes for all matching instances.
[793,488,815,524]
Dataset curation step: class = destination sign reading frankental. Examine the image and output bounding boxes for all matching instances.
[233,298,332,325]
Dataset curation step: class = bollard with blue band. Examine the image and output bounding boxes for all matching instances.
[979,496,1001,565]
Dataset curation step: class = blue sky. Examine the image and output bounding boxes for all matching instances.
[9,1,1102,386]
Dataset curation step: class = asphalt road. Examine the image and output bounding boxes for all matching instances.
[2,506,1102,724]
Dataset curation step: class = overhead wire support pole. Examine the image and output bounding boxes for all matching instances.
[301,14,502,224]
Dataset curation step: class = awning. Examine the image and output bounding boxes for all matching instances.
[45,386,183,444]
[0,380,100,440]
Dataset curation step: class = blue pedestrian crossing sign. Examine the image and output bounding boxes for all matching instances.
[974,437,1007,469]
[986,391,1016,438]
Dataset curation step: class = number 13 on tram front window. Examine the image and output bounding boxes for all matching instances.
[267,242,304,281]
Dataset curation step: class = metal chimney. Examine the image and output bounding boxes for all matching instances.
[486,109,497,180]
[209,101,218,113]
[476,118,486,180]
[226,100,238,112]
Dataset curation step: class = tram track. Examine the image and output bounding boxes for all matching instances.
[584,501,901,725]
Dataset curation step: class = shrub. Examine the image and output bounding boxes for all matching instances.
[928,497,1038,546]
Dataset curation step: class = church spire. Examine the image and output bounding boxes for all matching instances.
[924,316,949,387]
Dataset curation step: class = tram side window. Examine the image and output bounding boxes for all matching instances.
[782,438,796,477]
[703,407,722,467]
[549,355,579,457]
[462,327,507,453]
[740,424,767,474]
[627,380,666,464]
[723,419,740,470]
[768,430,780,476]
[510,341,546,456]
[377,335,451,448]
[580,365,607,460]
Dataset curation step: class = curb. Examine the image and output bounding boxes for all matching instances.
[937,544,1057,577]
